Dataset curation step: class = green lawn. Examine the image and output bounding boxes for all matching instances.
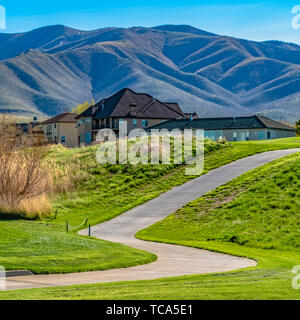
[2,146,300,299]
[0,220,155,274]
[0,137,300,277]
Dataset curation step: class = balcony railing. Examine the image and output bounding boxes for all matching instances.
[92,125,111,130]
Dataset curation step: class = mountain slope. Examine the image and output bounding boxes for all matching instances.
[0,24,299,121]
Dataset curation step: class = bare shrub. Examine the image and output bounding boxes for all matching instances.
[0,115,53,218]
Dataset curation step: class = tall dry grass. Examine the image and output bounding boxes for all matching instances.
[0,115,53,219]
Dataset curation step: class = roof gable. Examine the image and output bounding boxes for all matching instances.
[41,113,77,125]
[257,115,295,131]
[79,88,185,120]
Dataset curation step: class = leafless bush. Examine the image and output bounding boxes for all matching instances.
[0,115,53,218]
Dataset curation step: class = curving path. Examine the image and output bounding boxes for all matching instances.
[5,148,300,291]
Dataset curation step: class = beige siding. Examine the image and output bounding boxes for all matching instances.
[38,122,78,148]
[57,122,78,148]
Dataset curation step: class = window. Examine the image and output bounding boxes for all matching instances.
[54,123,57,129]
[60,135,66,143]
[142,119,149,127]
[118,119,125,129]
[233,132,237,142]
[267,131,271,139]
[112,119,118,129]
[46,125,52,137]
[85,118,91,124]
[132,119,137,127]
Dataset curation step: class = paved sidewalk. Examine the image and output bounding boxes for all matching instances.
[5,148,300,291]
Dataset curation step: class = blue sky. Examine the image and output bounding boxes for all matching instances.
[1,0,300,43]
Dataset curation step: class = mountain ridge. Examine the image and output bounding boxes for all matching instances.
[0,24,299,122]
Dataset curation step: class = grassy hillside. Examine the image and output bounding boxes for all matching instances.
[138,152,300,252]
[0,139,226,273]
[3,148,300,299]
[49,137,300,227]
[0,138,299,275]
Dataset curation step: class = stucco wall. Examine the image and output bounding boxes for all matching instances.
[206,128,295,142]
[39,122,78,148]
[57,122,78,148]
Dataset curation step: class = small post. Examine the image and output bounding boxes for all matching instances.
[66,221,69,233]
[84,218,88,226]
[54,209,58,219]
[88,224,91,237]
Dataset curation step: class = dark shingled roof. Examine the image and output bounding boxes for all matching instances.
[78,88,185,120]
[163,102,183,114]
[40,113,77,125]
[146,115,296,132]
[256,115,295,131]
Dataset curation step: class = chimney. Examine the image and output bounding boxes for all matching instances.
[130,103,137,116]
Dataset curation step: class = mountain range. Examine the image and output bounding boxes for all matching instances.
[0,24,299,122]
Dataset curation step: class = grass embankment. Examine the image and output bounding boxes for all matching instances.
[50,137,300,227]
[3,149,300,299]
[0,137,299,276]
[0,139,224,274]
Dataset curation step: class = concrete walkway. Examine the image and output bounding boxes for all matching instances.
[5,148,300,291]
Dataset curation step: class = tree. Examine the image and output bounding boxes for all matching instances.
[71,99,95,115]
[0,116,52,210]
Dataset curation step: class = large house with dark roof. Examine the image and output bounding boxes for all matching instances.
[146,115,296,142]
[76,88,186,145]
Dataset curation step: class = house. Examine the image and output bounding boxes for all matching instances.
[76,88,186,145]
[146,115,296,141]
[38,113,78,148]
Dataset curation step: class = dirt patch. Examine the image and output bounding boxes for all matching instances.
[196,190,245,217]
